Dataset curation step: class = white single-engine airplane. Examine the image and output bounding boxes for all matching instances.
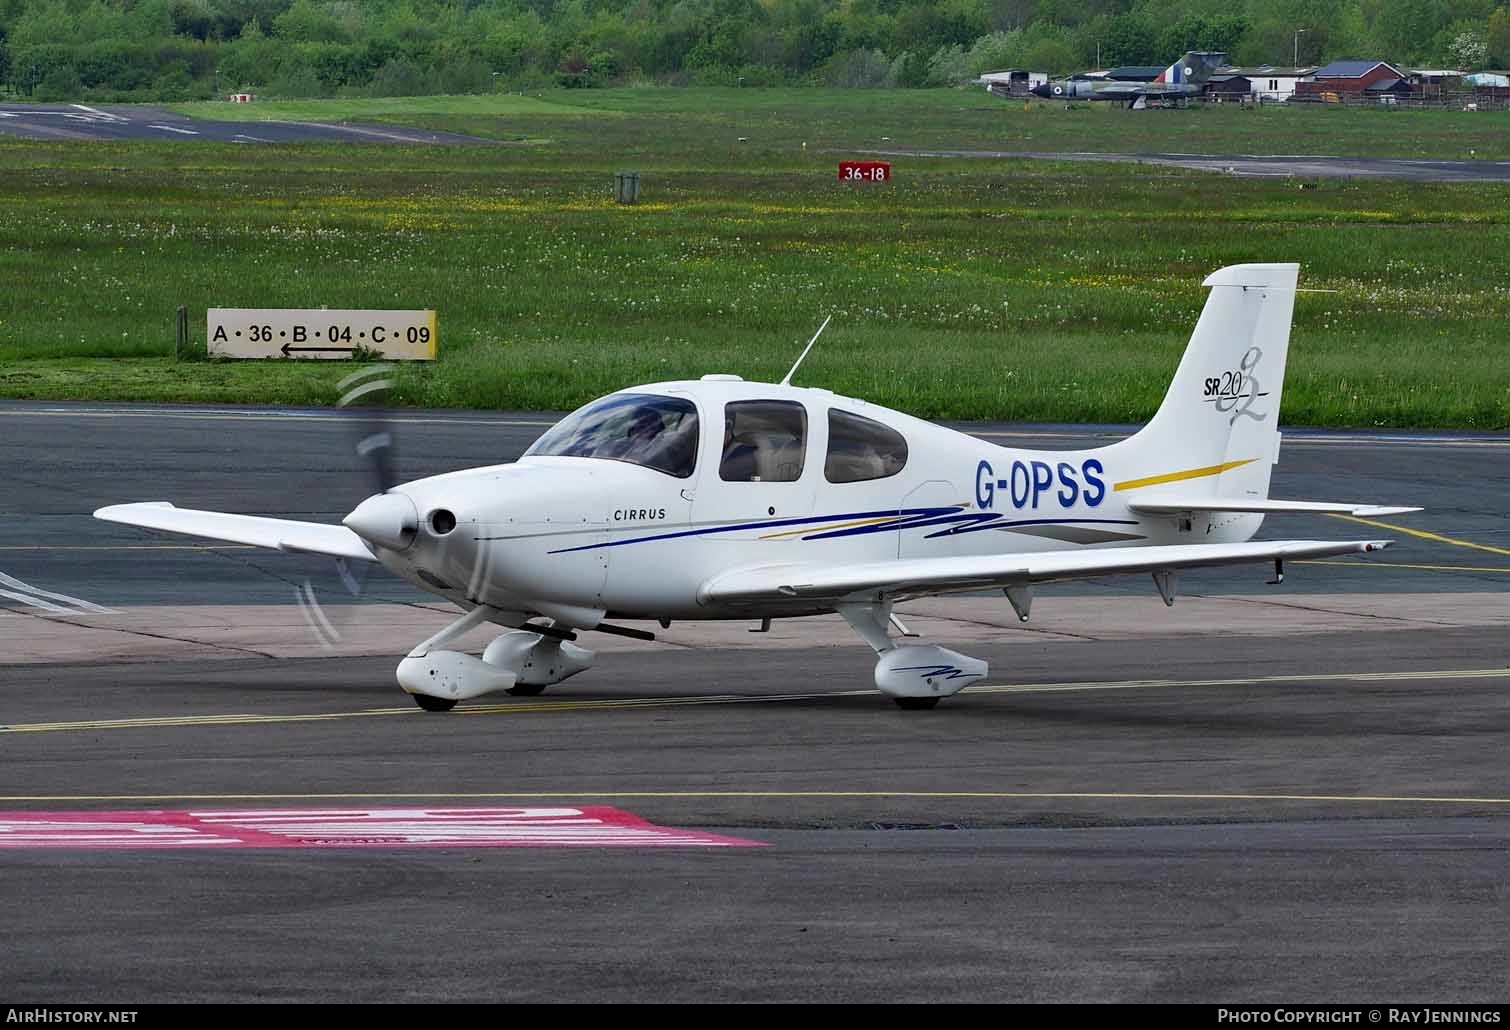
[98,264,1418,710]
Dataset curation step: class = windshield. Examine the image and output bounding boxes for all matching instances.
[525,393,700,479]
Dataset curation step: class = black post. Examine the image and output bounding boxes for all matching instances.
[176,305,188,359]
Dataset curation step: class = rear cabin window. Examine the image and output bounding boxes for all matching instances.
[720,400,807,482]
[825,409,908,483]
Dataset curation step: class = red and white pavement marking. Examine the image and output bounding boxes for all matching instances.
[0,807,763,849]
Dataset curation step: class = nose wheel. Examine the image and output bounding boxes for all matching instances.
[894,697,940,711]
[411,694,458,712]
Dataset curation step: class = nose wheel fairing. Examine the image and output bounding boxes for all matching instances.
[398,648,520,702]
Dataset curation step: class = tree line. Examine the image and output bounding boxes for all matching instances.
[2,0,1507,101]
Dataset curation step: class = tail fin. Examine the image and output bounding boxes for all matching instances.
[1155,51,1225,86]
[1116,263,1297,501]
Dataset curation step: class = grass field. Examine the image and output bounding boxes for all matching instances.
[2,90,1507,427]
[174,87,1510,160]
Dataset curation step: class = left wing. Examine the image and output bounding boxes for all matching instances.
[95,502,378,562]
[699,538,1390,607]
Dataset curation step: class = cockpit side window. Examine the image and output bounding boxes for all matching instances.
[524,393,699,479]
[720,400,807,483]
[825,409,908,483]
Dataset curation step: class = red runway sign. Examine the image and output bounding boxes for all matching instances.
[838,160,890,182]
[0,807,763,849]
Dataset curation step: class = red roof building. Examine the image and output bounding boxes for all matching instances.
[1295,60,1410,99]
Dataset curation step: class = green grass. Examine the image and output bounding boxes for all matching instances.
[171,87,1510,160]
[1,95,1508,427]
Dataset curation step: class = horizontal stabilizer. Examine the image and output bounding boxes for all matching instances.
[700,538,1393,607]
[1127,496,1421,517]
[94,502,377,563]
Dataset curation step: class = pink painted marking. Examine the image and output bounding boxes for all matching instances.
[0,807,763,849]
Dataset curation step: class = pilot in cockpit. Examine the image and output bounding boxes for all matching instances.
[720,416,760,482]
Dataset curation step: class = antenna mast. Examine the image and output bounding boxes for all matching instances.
[780,315,832,386]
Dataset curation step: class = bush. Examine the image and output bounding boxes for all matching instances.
[435,57,493,94]
[370,57,427,96]
[966,30,1023,77]
[151,59,194,100]
[267,63,324,98]
[889,50,930,88]
[821,48,892,87]
[1019,38,1077,76]
[556,49,616,88]
[35,62,81,100]
[924,44,971,86]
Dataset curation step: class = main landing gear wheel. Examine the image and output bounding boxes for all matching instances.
[412,694,458,712]
[506,684,547,697]
[894,697,940,711]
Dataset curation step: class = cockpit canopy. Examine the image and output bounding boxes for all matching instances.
[525,393,699,479]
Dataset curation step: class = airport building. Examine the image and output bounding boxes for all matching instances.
[1242,66,1314,102]
[1295,59,1411,101]
[977,69,1049,97]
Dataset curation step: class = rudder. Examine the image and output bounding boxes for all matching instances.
[1115,263,1297,501]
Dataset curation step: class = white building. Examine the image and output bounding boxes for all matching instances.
[1239,66,1314,102]
[978,69,1048,98]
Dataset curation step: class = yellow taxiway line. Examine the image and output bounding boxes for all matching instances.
[4,667,1505,735]
[1328,514,1510,558]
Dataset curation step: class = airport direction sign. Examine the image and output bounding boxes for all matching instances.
[208,308,436,360]
[838,160,890,183]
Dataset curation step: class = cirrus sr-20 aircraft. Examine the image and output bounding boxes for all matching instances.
[98,264,1417,710]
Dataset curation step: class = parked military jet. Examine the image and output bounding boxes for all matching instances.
[1031,52,1226,108]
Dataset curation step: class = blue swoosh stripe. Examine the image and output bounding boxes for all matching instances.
[804,514,1141,542]
[891,664,977,681]
[927,516,1142,539]
[544,506,962,554]
[545,510,1144,554]
[803,510,996,541]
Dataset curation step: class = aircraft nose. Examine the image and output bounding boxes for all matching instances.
[343,492,418,551]
[1030,83,1051,98]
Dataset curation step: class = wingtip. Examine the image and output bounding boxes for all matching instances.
[1353,505,1423,517]
[93,501,175,520]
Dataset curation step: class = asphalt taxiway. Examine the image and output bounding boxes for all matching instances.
[0,102,494,144]
[4,634,1510,1002]
[0,401,1507,1002]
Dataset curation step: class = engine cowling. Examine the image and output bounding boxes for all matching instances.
[874,645,988,699]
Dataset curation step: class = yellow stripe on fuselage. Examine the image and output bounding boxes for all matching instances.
[759,515,901,540]
[1114,459,1257,493]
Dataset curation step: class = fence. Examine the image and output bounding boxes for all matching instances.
[1280,89,1510,110]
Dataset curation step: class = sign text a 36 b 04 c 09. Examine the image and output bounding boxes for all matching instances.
[208,309,436,360]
